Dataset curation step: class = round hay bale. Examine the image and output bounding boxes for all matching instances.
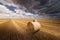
[27,21,41,34]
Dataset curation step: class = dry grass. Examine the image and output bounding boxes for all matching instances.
[0,19,60,40]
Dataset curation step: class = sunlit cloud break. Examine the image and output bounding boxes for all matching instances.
[0,0,39,19]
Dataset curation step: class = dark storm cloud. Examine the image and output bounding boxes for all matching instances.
[6,0,60,19]
[12,0,48,10]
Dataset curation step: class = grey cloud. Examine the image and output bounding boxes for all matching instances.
[4,0,60,19]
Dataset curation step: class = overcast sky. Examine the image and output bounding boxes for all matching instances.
[0,0,60,19]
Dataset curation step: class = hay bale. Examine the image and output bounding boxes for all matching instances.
[27,20,41,34]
